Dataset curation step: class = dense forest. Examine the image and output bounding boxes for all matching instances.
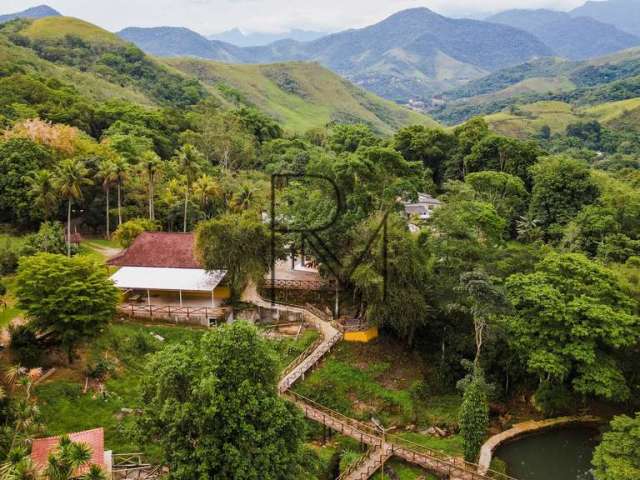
[0,13,638,480]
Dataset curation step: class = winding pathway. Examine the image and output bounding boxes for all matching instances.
[243,284,516,480]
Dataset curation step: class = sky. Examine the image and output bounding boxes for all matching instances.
[4,0,590,34]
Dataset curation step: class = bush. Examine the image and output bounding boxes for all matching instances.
[113,218,158,248]
[0,239,20,275]
[9,325,42,367]
[86,357,115,380]
[21,222,70,256]
[533,382,574,417]
[0,281,6,297]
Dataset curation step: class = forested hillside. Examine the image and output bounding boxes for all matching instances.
[0,16,432,133]
[0,4,638,480]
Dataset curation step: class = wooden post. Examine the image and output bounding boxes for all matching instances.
[179,290,183,307]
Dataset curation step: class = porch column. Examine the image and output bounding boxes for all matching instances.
[211,290,215,307]
[179,290,183,307]
[147,289,151,306]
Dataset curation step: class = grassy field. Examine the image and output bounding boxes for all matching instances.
[34,320,319,457]
[166,58,437,134]
[22,17,125,46]
[485,100,584,138]
[294,337,464,457]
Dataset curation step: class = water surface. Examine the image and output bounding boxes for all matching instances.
[495,427,599,480]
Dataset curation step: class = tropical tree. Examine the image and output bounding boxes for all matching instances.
[528,156,600,237]
[592,412,640,480]
[175,144,203,232]
[455,269,507,368]
[43,436,104,480]
[97,160,119,238]
[54,159,91,256]
[141,150,160,221]
[27,170,59,221]
[196,212,273,299]
[459,370,489,462]
[504,252,640,401]
[112,156,128,227]
[16,253,119,363]
[192,174,222,219]
[137,322,304,479]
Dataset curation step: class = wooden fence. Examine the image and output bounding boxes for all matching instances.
[264,278,335,291]
[118,303,227,327]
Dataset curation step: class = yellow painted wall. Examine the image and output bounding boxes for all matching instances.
[344,327,379,343]
[214,286,231,300]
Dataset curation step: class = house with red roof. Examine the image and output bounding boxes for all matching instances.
[31,428,111,478]
[108,232,229,325]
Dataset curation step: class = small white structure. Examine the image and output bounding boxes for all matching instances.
[110,267,226,307]
[403,193,442,220]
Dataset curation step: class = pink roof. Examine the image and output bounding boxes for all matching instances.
[31,428,105,477]
[108,232,201,269]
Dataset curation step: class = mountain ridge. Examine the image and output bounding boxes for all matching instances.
[0,4,60,24]
[489,8,640,60]
[117,7,553,103]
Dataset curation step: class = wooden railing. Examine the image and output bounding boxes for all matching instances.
[264,278,335,291]
[336,447,380,480]
[118,303,226,325]
[386,435,520,480]
[112,453,147,468]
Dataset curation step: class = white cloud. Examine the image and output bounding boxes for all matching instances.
[4,0,588,34]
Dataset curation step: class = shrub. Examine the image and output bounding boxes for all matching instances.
[9,325,42,367]
[113,218,158,248]
[533,382,574,417]
[0,239,20,275]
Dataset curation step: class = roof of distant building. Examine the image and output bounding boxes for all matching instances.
[108,232,201,269]
[31,428,105,477]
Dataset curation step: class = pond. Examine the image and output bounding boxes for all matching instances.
[495,427,601,480]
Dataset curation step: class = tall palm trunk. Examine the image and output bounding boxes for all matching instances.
[183,187,189,232]
[149,177,155,221]
[105,188,110,238]
[117,182,123,226]
[67,199,72,257]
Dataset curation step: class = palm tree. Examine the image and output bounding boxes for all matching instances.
[141,151,161,222]
[113,156,129,227]
[97,160,118,238]
[55,159,92,256]
[192,174,222,219]
[27,170,59,221]
[176,144,203,232]
[43,436,92,480]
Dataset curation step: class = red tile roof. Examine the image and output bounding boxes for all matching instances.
[31,428,105,477]
[108,232,201,269]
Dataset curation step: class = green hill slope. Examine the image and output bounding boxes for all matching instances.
[0,16,435,133]
[164,58,437,133]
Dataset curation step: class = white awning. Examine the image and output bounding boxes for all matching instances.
[110,267,226,292]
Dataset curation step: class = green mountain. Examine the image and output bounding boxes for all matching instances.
[488,9,640,60]
[165,58,436,133]
[0,16,435,133]
[433,47,640,123]
[117,8,553,103]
